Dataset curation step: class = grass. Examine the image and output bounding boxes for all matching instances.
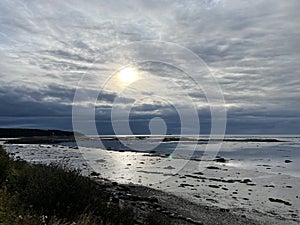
[0,146,134,225]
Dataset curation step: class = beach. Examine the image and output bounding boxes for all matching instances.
[1,135,299,224]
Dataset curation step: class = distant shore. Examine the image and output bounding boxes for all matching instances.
[0,128,79,144]
[0,128,286,145]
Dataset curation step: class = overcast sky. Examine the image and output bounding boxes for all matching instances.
[0,0,299,134]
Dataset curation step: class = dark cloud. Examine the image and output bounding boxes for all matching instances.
[0,0,299,134]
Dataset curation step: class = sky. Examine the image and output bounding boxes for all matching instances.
[0,0,299,135]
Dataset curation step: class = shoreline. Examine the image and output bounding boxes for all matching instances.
[0,144,275,225]
[92,176,296,225]
[0,129,299,224]
[2,143,299,225]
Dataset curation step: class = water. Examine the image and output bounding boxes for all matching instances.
[64,135,300,177]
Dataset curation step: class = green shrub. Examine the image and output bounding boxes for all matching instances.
[146,211,172,225]
[0,146,134,225]
[8,163,107,220]
[0,146,10,185]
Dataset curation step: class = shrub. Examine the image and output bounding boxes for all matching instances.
[0,146,10,185]
[0,146,134,224]
[146,211,172,225]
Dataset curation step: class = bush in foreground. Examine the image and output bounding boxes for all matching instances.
[0,146,134,225]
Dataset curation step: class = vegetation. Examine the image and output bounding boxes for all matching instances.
[0,146,134,225]
[0,128,76,138]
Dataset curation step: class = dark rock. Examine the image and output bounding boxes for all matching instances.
[215,157,227,163]
[193,172,204,175]
[241,178,252,183]
[206,166,221,170]
[284,160,293,163]
[179,183,194,188]
[269,198,292,206]
[164,166,175,170]
[162,137,180,142]
[264,185,275,188]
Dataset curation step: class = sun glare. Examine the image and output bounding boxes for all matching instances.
[118,67,138,84]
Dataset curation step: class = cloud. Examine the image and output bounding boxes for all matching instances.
[0,0,299,134]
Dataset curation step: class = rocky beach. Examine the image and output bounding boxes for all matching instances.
[1,130,299,224]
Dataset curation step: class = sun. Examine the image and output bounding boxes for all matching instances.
[118,67,138,84]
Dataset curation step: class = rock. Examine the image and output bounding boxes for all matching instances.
[162,137,180,142]
[215,157,227,163]
[193,172,204,175]
[95,159,106,163]
[90,171,100,176]
[269,198,292,206]
[284,160,293,163]
[163,165,175,170]
[179,183,194,188]
[206,166,221,170]
[241,178,252,183]
[264,185,275,188]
